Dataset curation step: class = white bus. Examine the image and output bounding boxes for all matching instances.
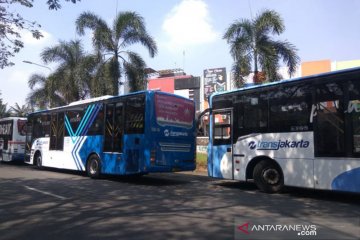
[0,117,27,162]
[205,67,360,193]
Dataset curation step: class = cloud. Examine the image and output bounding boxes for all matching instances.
[1,68,32,107]
[162,0,219,49]
[22,29,53,46]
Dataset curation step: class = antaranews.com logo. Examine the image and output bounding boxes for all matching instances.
[237,222,317,236]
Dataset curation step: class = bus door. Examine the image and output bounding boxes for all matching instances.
[49,113,64,151]
[104,102,124,153]
[210,109,234,179]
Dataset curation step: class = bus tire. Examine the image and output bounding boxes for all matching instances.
[253,160,284,193]
[86,155,101,179]
[34,152,42,169]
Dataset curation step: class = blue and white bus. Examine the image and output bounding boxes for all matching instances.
[25,91,196,178]
[0,117,27,162]
[205,67,360,193]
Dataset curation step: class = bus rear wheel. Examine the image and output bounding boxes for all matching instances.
[86,155,101,179]
[253,160,284,193]
[34,152,42,169]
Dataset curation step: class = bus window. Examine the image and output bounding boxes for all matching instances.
[65,107,84,137]
[88,105,104,135]
[0,120,12,150]
[125,96,145,134]
[241,92,268,136]
[269,85,312,132]
[213,111,231,145]
[314,83,345,157]
[17,119,27,136]
[348,81,360,154]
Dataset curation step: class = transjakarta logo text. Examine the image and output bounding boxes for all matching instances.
[248,140,310,150]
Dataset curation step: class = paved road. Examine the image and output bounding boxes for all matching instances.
[0,163,359,240]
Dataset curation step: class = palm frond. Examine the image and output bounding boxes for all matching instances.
[28,73,47,89]
[271,40,300,77]
[254,9,284,36]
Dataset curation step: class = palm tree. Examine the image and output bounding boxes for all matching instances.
[26,73,65,109]
[41,40,98,103]
[76,11,158,94]
[10,103,32,117]
[223,9,300,86]
[0,93,11,118]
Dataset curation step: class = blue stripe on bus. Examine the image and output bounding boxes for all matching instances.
[64,116,75,138]
[70,104,101,170]
[75,105,94,137]
[331,167,360,193]
[64,104,100,170]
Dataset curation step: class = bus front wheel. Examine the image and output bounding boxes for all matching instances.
[253,160,284,193]
[86,155,101,179]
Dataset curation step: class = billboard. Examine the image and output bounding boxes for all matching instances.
[203,68,226,101]
[155,93,195,129]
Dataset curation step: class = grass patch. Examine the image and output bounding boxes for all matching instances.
[196,152,207,171]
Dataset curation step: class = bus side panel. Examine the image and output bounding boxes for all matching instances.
[101,153,125,175]
[30,137,50,165]
[209,144,232,179]
[233,132,315,188]
[123,134,146,174]
[76,135,134,175]
[77,135,108,171]
[315,159,360,193]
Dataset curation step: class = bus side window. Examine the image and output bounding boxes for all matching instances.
[348,81,360,154]
[242,92,268,135]
[314,82,345,157]
[88,105,104,136]
[125,96,145,134]
[269,85,312,132]
[213,112,231,145]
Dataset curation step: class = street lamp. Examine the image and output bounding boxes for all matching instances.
[23,60,52,71]
[23,60,53,108]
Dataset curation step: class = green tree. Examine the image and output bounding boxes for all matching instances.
[0,91,11,118]
[76,11,158,94]
[223,9,300,86]
[26,73,65,109]
[0,0,80,68]
[10,103,32,117]
[40,40,98,104]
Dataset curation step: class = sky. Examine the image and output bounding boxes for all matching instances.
[1,0,360,107]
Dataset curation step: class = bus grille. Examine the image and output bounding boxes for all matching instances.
[159,143,191,152]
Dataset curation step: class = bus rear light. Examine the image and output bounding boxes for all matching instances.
[150,149,156,165]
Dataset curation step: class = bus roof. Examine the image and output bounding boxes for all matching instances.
[28,90,193,116]
[210,66,360,100]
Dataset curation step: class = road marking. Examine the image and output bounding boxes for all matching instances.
[24,185,68,200]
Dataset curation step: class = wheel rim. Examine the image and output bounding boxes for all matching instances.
[262,168,280,185]
[90,160,98,175]
[37,155,42,167]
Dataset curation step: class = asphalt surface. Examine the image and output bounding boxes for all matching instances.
[0,162,359,240]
